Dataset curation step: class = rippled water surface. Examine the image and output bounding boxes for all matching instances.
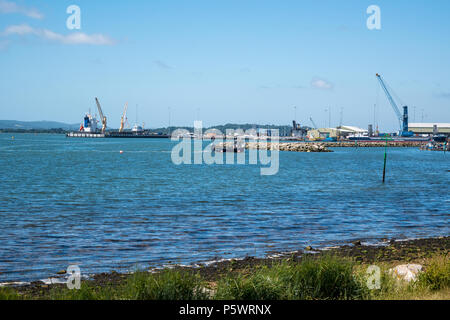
[0,134,449,282]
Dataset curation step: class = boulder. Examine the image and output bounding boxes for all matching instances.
[389,264,423,282]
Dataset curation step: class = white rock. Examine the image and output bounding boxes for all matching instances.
[389,264,423,282]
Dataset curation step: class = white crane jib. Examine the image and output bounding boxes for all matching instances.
[309,117,318,129]
[375,74,403,130]
[119,102,128,132]
[95,97,107,133]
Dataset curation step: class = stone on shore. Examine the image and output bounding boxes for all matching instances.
[389,264,423,282]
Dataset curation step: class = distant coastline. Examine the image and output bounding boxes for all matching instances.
[0,128,68,134]
[0,120,295,136]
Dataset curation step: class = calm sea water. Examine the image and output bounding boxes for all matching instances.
[0,133,448,282]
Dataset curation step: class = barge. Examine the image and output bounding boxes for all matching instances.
[67,109,170,138]
[66,131,169,139]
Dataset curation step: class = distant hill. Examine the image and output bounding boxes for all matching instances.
[0,120,79,130]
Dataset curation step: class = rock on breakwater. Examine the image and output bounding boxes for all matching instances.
[321,141,425,148]
[245,142,332,152]
[215,140,424,152]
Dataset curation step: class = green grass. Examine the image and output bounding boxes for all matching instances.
[123,270,208,300]
[43,270,208,300]
[417,255,450,291]
[1,254,448,300]
[0,287,22,300]
[215,269,286,300]
[215,255,363,300]
[357,254,450,300]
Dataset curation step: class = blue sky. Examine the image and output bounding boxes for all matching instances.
[0,0,449,131]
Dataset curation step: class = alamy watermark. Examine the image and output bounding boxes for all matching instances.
[66,265,81,290]
[366,265,381,290]
[170,121,279,176]
[367,5,381,30]
[66,5,81,30]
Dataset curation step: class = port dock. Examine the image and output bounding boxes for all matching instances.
[66,131,169,138]
[66,132,105,138]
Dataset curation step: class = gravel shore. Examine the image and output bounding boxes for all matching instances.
[7,236,449,298]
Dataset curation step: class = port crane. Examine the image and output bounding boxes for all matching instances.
[375,74,413,137]
[309,117,318,129]
[119,102,128,132]
[95,97,107,133]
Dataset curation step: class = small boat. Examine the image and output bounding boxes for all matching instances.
[433,134,447,143]
[420,140,449,151]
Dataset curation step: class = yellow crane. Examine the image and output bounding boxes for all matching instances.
[95,97,107,133]
[119,102,128,132]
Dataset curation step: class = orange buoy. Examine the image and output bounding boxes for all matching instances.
[120,150,124,154]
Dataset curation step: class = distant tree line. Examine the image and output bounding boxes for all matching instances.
[0,123,296,136]
[0,128,68,134]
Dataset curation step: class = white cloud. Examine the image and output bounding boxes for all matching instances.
[2,24,115,45]
[41,29,115,45]
[154,60,172,69]
[3,24,35,35]
[0,0,43,19]
[311,77,334,90]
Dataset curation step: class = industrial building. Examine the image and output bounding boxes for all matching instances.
[291,120,308,138]
[408,123,450,135]
[307,125,368,140]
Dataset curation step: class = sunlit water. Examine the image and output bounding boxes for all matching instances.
[0,133,448,282]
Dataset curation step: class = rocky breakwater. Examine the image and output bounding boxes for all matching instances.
[246,142,332,152]
[322,141,424,148]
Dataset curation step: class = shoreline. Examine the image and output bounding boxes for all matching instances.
[3,235,448,298]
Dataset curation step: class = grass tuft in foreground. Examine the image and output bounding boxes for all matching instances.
[46,270,208,300]
[416,255,450,291]
[215,255,363,300]
[124,270,208,300]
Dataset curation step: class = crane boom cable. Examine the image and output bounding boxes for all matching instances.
[95,98,104,121]
[95,97,107,133]
[309,117,318,129]
[376,74,402,130]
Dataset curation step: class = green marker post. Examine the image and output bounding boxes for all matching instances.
[382,134,390,183]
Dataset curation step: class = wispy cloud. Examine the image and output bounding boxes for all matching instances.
[0,0,43,19]
[41,29,115,45]
[0,39,9,50]
[154,60,172,69]
[436,91,450,99]
[311,77,334,90]
[2,24,115,45]
[3,24,34,35]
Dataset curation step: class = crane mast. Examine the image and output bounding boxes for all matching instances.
[309,117,318,129]
[95,97,107,133]
[375,74,412,137]
[119,102,128,132]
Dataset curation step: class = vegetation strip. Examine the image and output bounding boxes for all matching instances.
[1,237,448,300]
